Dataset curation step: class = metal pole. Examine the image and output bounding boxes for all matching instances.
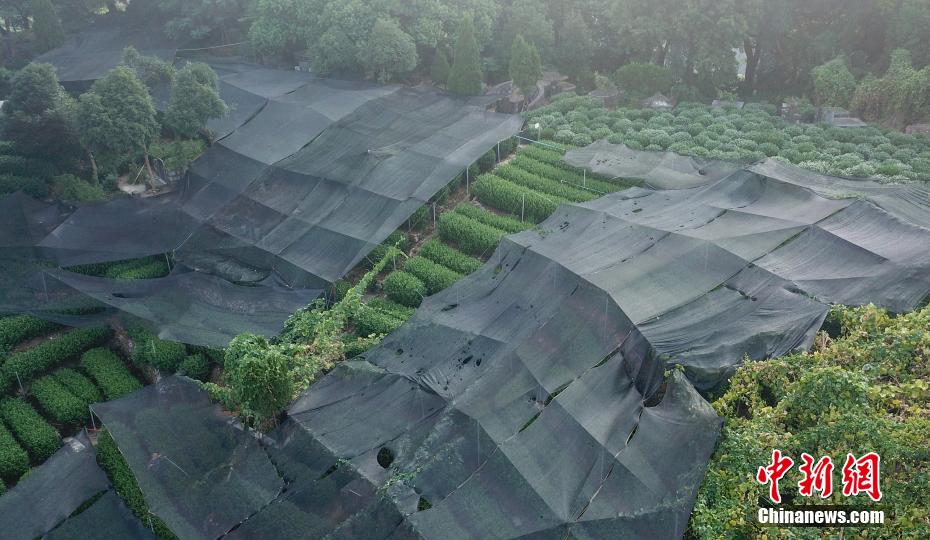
[521,194,525,222]
[497,141,500,163]
[583,169,586,188]
[15,371,24,394]
[90,407,96,430]
[432,203,436,228]
[466,167,470,196]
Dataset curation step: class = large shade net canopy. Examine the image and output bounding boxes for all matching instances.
[562,140,741,189]
[91,376,284,540]
[46,490,155,540]
[32,13,178,90]
[0,64,522,346]
[0,431,111,539]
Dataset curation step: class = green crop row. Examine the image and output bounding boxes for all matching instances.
[419,239,483,275]
[53,368,102,405]
[128,326,187,372]
[472,174,565,224]
[31,376,89,426]
[96,430,177,539]
[494,163,597,202]
[80,348,142,401]
[108,259,170,280]
[0,315,59,352]
[437,211,507,257]
[0,398,59,461]
[511,154,625,194]
[0,422,29,481]
[366,231,409,268]
[404,256,463,295]
[452,203,530,234]
[0,326,111,394]
[383,271,426,308]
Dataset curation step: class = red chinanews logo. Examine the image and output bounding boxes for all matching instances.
[757,450,882,503]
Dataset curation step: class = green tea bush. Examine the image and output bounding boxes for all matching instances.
[366,231,409,267]
[383,271,426,307]
[419,238,483,274]
[352,299,413,336]
[0,326,111,393]
[52,369,101,405]
[31,375,88,425]
[494,164,596,202]
[403,256,462,294]
[80,348,142,400]
[472,174,564,223]
[128,326,187,372]
[0,175,49,198]
[0,423,29,481]
[438,212,505,256]
[0,315,59,352]
[0,398,59,461]
[453,203,530,234]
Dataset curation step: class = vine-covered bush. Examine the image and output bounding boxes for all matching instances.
[177,353,210,382]
[0,398,60,461]
[0,326,111,393]
[383,271,426,307]
[691,305,930,538]
[80,348,142,401]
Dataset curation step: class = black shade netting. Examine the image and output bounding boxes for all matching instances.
[0,431,109,540]
[46,489,155,540]
[92,376,284,540]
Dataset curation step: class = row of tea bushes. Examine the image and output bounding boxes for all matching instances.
[0,315,59,353]
[0,326,111,394]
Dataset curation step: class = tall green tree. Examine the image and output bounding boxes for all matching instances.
[448,17,482,95]
[430,48,450,87]
[30,0,64,53]
[812,56,856,107]
[121,46,175,91]
[76,66,159,180]
[164,62,227,138]
[0,63,81,173]
[363,17,418,84]
[554,9,592,84]
[495,0,554,68]
[509,35,541,97]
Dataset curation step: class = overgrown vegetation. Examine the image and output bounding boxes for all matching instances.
[691,305,930,538]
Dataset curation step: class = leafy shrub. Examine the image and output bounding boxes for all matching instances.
[0,315,58,352]
[352,299,413,336]
[128,326,187,372]
[177,353,210,381]
[96,430,177,539]
[472,174,564,223]
[438,212,505,256]
[0,326,111,394]
[80,348,142,400]
[0,423,29,481]
[554,129,576,144]
[419,239,483,275]
[0,398,59,461]
[366,231,409,267]
[477,149,497,172]
[403,256,462,295]
[31,375,88,425]
[383,271,426,307]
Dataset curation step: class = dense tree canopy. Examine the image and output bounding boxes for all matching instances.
[164,62,227,138]
[363,17,418,84]
[448,17,483,95]
[30,0,64,54]
[509,35,540,97]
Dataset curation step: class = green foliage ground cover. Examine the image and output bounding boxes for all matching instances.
[0,398,59,461]
[526,94,930,182]
[0,315,59,352]
[79,348,142,401]
[691,305,930,538]
[0,326,111,394]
